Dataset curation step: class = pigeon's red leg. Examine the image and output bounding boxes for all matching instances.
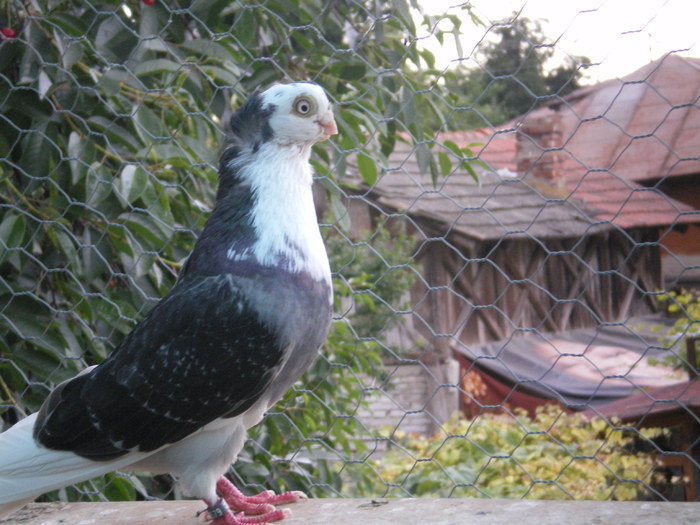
[200,497,290,524]
[216,477,307,515]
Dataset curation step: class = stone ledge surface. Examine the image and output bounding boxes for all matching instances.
[2,498,699,525]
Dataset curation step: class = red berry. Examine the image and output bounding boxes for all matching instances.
[1,27,16,39]
[143,0,155,5]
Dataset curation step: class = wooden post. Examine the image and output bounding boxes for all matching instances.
[422,241,460,432]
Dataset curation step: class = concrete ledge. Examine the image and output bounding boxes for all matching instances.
[1,498,699,525]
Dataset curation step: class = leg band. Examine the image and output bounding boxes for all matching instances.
[199,497,231,520]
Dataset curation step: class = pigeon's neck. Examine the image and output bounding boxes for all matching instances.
[209,142,330,284]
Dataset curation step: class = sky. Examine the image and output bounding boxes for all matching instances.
[419,0,700,83]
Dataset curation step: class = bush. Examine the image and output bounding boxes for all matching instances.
[370,405,661,500]
[649,289,700,371]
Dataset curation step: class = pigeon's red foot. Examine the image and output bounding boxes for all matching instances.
[216,476,306,516]
[200,497,290,525]
[200,477,306,524]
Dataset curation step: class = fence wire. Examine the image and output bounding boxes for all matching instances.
[0,0,699,507]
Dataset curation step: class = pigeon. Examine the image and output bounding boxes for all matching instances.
[0,81,337,524]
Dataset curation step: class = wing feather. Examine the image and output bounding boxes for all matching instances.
[34,274,284,460]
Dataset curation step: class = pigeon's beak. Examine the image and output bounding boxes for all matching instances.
[317,110,338,140]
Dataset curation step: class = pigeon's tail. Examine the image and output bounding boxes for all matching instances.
[0,413,49,517]
[0,413,138,518]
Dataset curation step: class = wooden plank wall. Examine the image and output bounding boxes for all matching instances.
[411,227,662,347]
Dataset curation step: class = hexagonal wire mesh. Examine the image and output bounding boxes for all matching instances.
[0,0,698,508]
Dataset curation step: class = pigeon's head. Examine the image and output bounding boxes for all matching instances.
[229,82,337,151]
[260,82,337,145]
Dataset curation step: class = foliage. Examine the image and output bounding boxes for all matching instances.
[325,224,419,341]
[369,405,660,501]
[0,0,449,501]
[439,14,589,129]
[649,289,700,371]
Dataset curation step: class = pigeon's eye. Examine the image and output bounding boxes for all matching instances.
[293,96,315,117]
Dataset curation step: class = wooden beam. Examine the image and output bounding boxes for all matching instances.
[442,256,505,344]
[5,499,700,525]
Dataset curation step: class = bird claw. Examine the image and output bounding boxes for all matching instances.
[216,477,306,514]
[204,509,290,525]
[241,489,307,507]
[201,477,304,524]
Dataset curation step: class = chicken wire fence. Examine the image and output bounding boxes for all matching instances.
[0,0,699,507]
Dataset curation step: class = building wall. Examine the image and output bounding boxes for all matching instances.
[359,360,461,437]
[359,363,433,436]
[411,228,662,347]
[650,174,700,286]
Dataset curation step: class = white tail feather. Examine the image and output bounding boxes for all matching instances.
[0,413,147,518]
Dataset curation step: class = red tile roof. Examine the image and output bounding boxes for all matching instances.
[431,55,700,231]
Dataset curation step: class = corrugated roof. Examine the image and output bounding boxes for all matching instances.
[582,380,700,424]
[454,315,688,406]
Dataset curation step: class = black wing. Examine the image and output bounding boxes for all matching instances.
[34,274,284,460]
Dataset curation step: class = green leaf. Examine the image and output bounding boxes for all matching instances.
[67,131,91,184]
[202,66,240,87]
[49,12,88,38]
[178,135,216,165]
[235,9,257,48]
[80,227,111,282]
[56,316,83,359]
[464,161,480,184]
[442,139,463,157]
[329,191,351,232]
[420,48,436,69]
[139,144,192,169]
[134,104,169,143]
[1,297,58,354]
[0,214,25,247]
[134,59,182,78]
[18,24,46,85]
[119,212,170,247]
[117,165,149,205]
[138,2,161,40]
[10,342,73,381]
[97,69,131,97]
[179,39,234,62]
[85,162,114,207]
[415,142,431,176]
[18,123,51,179]
[87,117,142,151]
[101,474,136,501]
[54,31,84,71]
[94,15,138,63]
[53,229,78,266]
[438,151,452,177]
[339,64,367,81]
[356,151,378,186]
[0,214,26,264]
[188,0,233,27]
[141,183,174,232]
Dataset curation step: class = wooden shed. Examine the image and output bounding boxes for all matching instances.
[342,56,700,431]
[344,55,700,352]
[346,137,694,350]
[495,53,700,286]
